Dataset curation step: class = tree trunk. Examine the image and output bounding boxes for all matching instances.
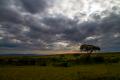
[86,50,93,61]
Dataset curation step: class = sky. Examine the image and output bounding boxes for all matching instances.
[0,0,120,51]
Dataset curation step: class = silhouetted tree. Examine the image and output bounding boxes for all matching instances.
[80,44,100,61]
[80,44,100,55]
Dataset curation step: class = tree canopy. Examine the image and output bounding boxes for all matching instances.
[80,44,100,54]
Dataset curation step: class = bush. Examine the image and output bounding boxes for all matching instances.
[70,55,105,64]
[53,61,71,67]
[73,54,80,58]
[16,58,36,66]
[92,56,105,63]
[34,58,48,66]
[106,57,120,63]
[76,55,93,64]
[0,55,119,67]
[37,62,47,66]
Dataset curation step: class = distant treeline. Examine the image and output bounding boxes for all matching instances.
[0,54,120,67]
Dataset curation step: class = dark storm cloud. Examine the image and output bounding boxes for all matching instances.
[20,0,48,13]
[0,0,10,6]
[0,0,49,23]
[42,16,72,34]
[0,0,120,51]
[1,12,120,50]
[41,16,87,42]
[40,13,120,50]
[0,8,23,24]
[0,0,50,49]
[100,13,120,33]
[41,16,100,43]
[0,0,23,24]
[0,38,22,48]
[80,13,120,51]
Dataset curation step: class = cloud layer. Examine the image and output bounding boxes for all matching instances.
[0,0,120,51]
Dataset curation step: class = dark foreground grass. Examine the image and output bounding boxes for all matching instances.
[0,63,120,80]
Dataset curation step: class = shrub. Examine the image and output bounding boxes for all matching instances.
[35,58,48,66]
[73,54,80,58]
[92,56,105,63]
[106,57,120,63]
[71,55,105,64]
[53,61,71,67]
[14,58,37,66]
[77,55,93,64]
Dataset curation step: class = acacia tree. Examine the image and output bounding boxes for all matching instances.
[80,44,100,55]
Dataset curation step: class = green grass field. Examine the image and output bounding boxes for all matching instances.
[0,64,120,80]
[0,52,120,80]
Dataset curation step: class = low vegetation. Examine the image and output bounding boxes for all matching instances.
[0,52,120,80]
[0,52,120,66]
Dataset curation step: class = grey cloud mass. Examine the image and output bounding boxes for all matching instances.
[20,0,47,13]
[0,0,120,51]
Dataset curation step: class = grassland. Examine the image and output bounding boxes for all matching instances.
[0,51,120,80]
